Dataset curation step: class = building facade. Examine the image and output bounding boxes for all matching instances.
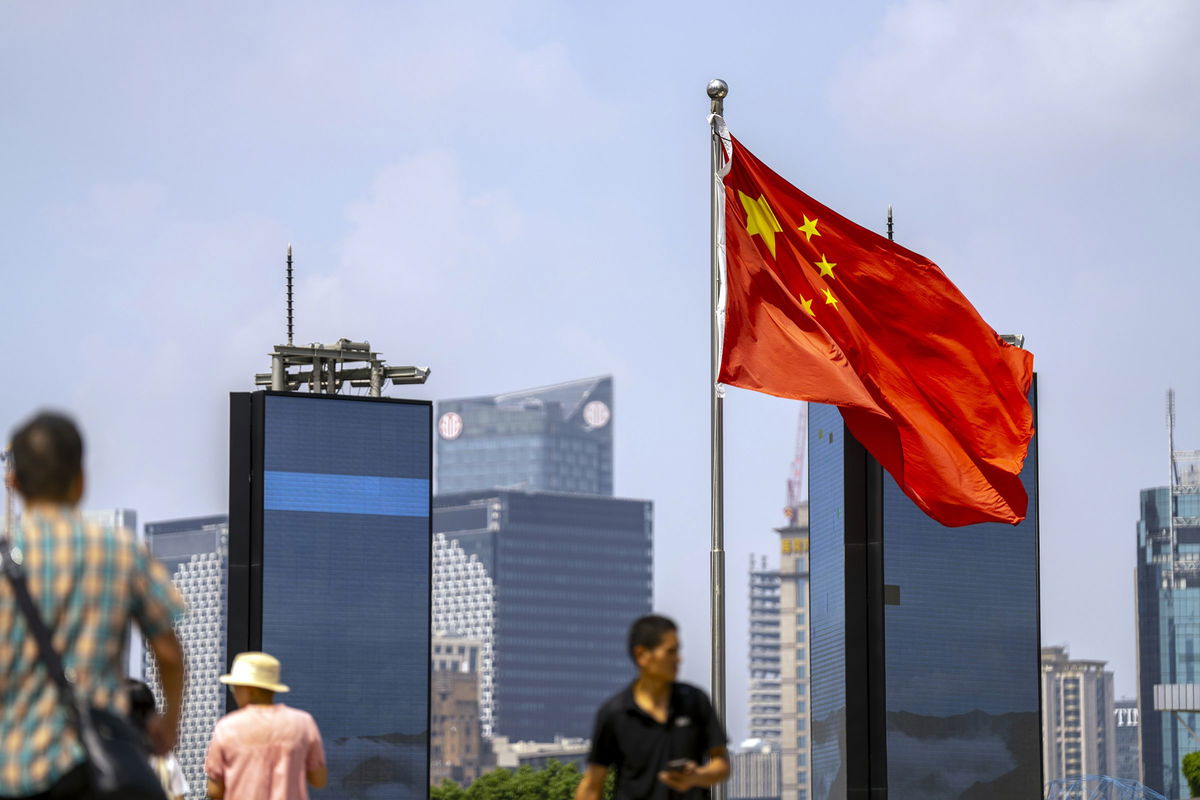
[1136,469,1200,798]
[748,557,782,742]
[433,489,652,742]
[431,636,489,786]
[808,385,1041,800]
[433,533,496,738]
[142,514,229,800]
[1115,698,1141,782]
[436,376,613,496]
[776,506,811,800]
[1040,646,1116,781]
[730,739,783,800]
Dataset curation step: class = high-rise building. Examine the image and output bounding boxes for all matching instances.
[433,489,652,742]
[730,739,783,800]
[1115,698,1141,782]
[1135,415,1200,798]
[142,514,228,800]
[748,557,782,742]
[81,509,141,678]
[432,534,496,738]
[436,376,613,496]
[1040,646,1116,781]
[775,505,811,800]
[808,381,1041,800]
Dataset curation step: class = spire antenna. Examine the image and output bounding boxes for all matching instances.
[286,244,294,346]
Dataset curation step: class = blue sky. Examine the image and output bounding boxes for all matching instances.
[3,0,1200,742]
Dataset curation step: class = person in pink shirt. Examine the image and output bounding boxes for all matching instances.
[204,651,328,800]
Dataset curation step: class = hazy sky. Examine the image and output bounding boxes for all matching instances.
[4,0,1200,743]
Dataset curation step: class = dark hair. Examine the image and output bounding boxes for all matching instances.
[125,679,156,731]
[9,412,83,501]
[627,614,677,662]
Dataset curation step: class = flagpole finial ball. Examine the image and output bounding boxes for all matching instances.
[707,79,728,99]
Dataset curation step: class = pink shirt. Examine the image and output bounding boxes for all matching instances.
[205,704,326,800]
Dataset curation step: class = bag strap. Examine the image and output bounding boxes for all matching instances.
[0,533,119,785]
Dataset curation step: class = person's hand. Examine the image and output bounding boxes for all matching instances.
[144,712,178,755]
[658,761,698,792]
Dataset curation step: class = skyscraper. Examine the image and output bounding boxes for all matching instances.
[433,489,652,742]
[433,532,496,738]
[775,504,811,800]
[808,380,1041,800]
[1115,698,1141,782]
[142,514,228,800]
[1135,406,1200,797]
[748,556,782,742]
[436,376,613,496]
[1040,646,1116,781]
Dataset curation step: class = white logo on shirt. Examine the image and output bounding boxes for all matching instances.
[675,716,692,727]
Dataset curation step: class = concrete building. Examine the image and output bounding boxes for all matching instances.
[433,533,496,738]
[436,376,613,496]
[730,739,783,800]
[142,514,228,800]
[490,737,590,771]
[431,636,489,786]
[1040,646,1116,781]
[1115,698,1141,782]
[748,557,782,742]
[775,504,811,800]
[434,489,652,742]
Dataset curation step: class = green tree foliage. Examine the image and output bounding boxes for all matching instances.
[1183,751,1200,798]
[432,760,614,800]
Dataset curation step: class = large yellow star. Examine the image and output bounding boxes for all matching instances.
[798,215,820,243]
[815,254,836,278]
[823,288,839,309]
[800,296,815,317]
[739,191,782,258]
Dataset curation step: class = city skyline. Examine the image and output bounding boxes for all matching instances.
[5,0,1200,747]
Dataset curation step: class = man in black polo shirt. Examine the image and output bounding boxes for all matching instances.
[575,615,730,800]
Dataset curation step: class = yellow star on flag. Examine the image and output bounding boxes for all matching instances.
[799,296,815,317]
[798,215,820,243]
[823,288,839,309]
[815,255,836,278]
[739,191,782,258]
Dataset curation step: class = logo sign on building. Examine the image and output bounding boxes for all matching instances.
[438,412,464,440]
[583,401,611,430]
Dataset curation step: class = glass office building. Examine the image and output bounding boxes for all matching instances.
[809,384,1041,800]
[1136,478,1200,798]
[436,376,613,496]
[230,392,432,800]
[433,489,652,742]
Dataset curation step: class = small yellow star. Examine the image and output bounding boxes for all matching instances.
[815,255,836,278]
[798,215,820,243]
[739,191,782,258]
[800,296,815,317]
[823,288,839,309]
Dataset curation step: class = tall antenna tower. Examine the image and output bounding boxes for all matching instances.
[783,404,808,523]
[255,245,430,395]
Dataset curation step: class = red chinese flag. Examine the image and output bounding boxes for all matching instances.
[719,134,1034,526]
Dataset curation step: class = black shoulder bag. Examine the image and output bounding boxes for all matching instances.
[0,535,166,800]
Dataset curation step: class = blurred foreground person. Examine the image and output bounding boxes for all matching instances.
[204,651,327,800]
[0,411,186,799]
[575,614,729,800]
[127,680,188,800]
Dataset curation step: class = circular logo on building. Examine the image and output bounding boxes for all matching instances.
[438,412,464,440]
[582,401,611,429]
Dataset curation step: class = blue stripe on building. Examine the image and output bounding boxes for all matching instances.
[264,471,430,517]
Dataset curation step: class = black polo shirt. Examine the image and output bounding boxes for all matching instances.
[588,681,727,800]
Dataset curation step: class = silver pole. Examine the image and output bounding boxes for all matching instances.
[707,78,728,792]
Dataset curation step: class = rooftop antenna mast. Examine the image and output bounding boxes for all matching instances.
[258,245,430,396]
[286,244,294,346]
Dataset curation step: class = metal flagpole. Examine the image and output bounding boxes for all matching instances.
[707,78,728,798]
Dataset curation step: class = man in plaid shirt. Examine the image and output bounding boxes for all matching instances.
[0,412,186,799]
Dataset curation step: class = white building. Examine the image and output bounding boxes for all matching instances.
[432,532,496,737]
[1041,645,1117,782]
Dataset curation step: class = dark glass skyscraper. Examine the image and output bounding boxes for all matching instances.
[1136,477,1200,798]
[436,376,613,496]
[809,382,1041,800]
[433,489,652,742]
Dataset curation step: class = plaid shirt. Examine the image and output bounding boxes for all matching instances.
[0,506,184,796]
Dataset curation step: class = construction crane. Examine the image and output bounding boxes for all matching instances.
[783,403,808,523]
